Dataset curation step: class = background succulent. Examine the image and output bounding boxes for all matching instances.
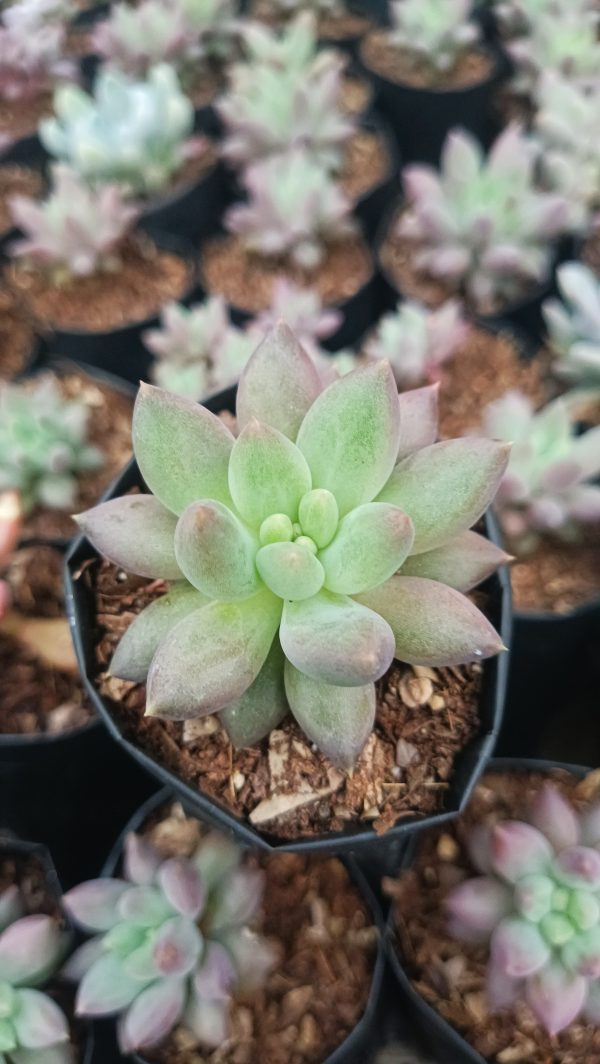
[2,0,76,32]
[388,0,481,73]
[399,124,570,311]
[447,783,600,1036]
[0,20,76,102]
[9,164,140,279]
[239,12,326,75]
[39,64,204,197]
[508,8,600,93]
[534,73,600,226]
[364,299,469,389]
[490,0,594,37]
[481,390,600,547]
[77,325,509,767]
[0,376,103,514]
[543,263,600,387]
[253,278,342,355]
[0,885,72,1063]
[63,829,275,1054]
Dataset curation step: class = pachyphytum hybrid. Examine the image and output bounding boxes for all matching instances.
[388,0,481,72]
[364,299,469,389]
[543,262,600,387]
[76,326,509,766]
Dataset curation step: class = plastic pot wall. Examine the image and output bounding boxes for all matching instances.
[140,159,231,243]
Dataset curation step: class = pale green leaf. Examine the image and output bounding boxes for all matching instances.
[256,542,324,600]
[110,584,208,683]
[174,501,258,600]
[228,421,311,528]
[284,660,375,767]
[76,495,181,579]
[236,323,321,441]
[399,531,511,591]
[219,638,288,747]
[320,502,414,595]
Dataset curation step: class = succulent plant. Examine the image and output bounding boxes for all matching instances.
[0,885,72,1062]
[481,390,600,547]
[447,783,600,1036]
[9,164,140,279]
[240,11,323,74]
[2,0,76,32]
[63,830,275,1053]
[399,124,571,311]
[364,299,470,389]
[0,491,22,619]
[508,8,600,92]
[0,21,76,102]
[144,298,257,400]
[176,0,239,60]
[388,0,481,72]
[543,263,600,387]
[254,278,342,355]
[535,73,600,225]
[0,376,103,515]
[39,64,203,196]
[76,325,509,766]
[491,0,594,36]
[226,149,355,270]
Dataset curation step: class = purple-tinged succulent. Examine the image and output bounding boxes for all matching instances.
[534,73,600,227]
[507,7,600,93]
[76,325,509,766]
[92,0,189,77]
[253,278,342,355]
[399,124,571,311]
[491,0,594,37]
[388,0,480,73]
[481,390,600,548]
[63,831,275,1054]
[543,262,600,388]
[447,783,600,1036]
[0,21,76,102]
[240,10,323,73]
[364,299,469,389]
[9,164,140,279]
[0,885,72,1062]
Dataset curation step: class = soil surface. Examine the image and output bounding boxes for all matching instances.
[0,92,54,141]
[340,128,389,202]
[0,164,44,236]
[134,800,377,1064]
[389,768,600,1064]
[583,227,600,277]
[340,74,372,115]
[6,234,192,332]
[361,33,493,89]
[0,286,35,379]
[201,234,372,314]
[20,369,133,542]
[251,1,371,41]
[80,555,489,842]
[0,849,60,915]
[510,528,600,614]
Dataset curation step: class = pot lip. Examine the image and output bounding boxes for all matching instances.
[358,36,501,96]
[139,146,221,219]
[99,785,387,1064]
[355,111,401,205]
[64,381,512,853]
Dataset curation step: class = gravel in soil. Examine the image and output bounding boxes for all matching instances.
[389,768,600,1064]
[0,92,54,140]
[361,33,493,89]
[0,164,44,236]
[340,129,389,202]
[0,286,35,379]
[510,528,600,614]
[340,74,373,115]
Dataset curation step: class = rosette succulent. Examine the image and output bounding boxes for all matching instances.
[240,11,322,72]
[364,300,469,389]
[39,64,202,196]
[388,0,481,72]
[447,783,600,1035]
[254,279,342,355]
[0,376,103,514]
[76,325,509,766]
[508,8,600,92]
[2,0,76,32]
[543,263,600,387]
[399,124,570,310]
[481,390,600,547]
[143,298,257,400]
[535,73,600,225]
[63,830,275,1054]
[9,164,140,279]
[0,20,76,102]
[0,885,72,1063]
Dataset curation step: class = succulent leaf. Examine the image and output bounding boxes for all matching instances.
[256,542,325,601]
[63,881,129,933]
[284,660,375,767]
[118,977,186,1053]
[237,324,321,441]
[319,503,414,595]
[396,384,439,460]
[76,496,181,580]
[399,531,511,592]
[228,421,312,528]
[110,585,209,684]
[526,964,587,1036]
[388,0,480,72]
[11,990,69,1049]
[76,953,146,1015]
[219,638,288,747]
[174,502,259,601]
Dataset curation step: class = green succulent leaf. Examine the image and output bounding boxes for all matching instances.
[228,420,312,528]
[296,362,401,516]
[219,638,288,747]
[320,502,415,595]
[236,324,321,441]
[396,383,439,460]
[146,589,282,720]
[377,438,510,553]
[255,542,324,600]
[132,384,234,516]
[174,501,259,601]
[109,584,209,683]
[280,590,395,686]
[357,575,505,665]
[399,531,511,592]
[76,495,181,580]
[284,660,375,768]
[298,489,339,548]
[76,953,142,1015]
[12,989,69,1050]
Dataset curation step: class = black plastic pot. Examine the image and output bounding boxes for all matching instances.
[359,42,503,165]
[386,757,588,1063]
[140,157,230,244]
[65,381,511,857]
[352,115,400,244]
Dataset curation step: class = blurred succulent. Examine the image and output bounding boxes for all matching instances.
[2,0,76,32]
[491,0,594,36]
[240,11,322,74]
[508,8,600,93]
[543,263,600,387]
[9,164,139,279]
[447,783,600,1036]
[364,299,470,389]
[399,124,570,311]
[77,325,509,766]
[0,376,103,514]
[63,830,275,1054]
[226,149,355,270]
[39,64,203,196]
[388,0,481,72]
[144,298,257,399]
[535,73,600,225]
[268,0,345,15]
[0,885,72,1063]
[481,390,600,547]
[0,491,22,619]
[254,278,342,355]
[0,21,76,102]
[176,0,239,60]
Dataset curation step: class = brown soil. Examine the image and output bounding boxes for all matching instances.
[64,25,93,58]
[510,529,600,615]
[133,801,377,1064]
[0,544,92,736]
[201,234,372,314]
[340,74,373,116]
[0,286,35,379]
[20,369,133,542]
[78,556,489,841]
[0,849,60,916]
[251,1,371,41]
[340,129,389,202]
[0,92,54,141]
[582,227,600,278]
[6,234,192,332]
[361,33,493,90]
[0,164,44,236]
[389,768,600,1064]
